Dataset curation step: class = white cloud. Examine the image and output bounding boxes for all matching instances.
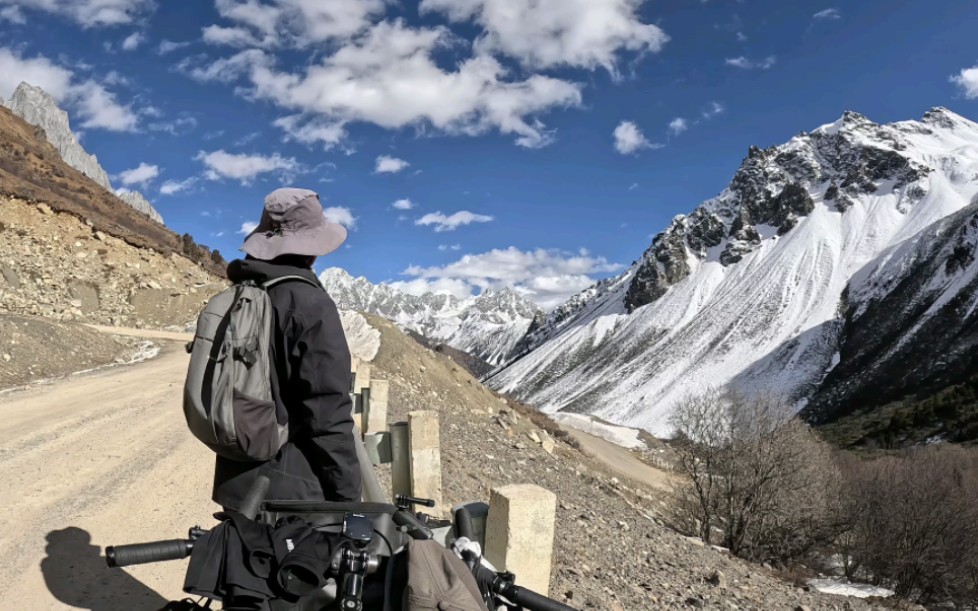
[121,31,144,50]
[273,114,347,150]
[391,246,624,309]
[239,221,258,235]
[158,39,191,54]
[613,120,658,154]
[813,8,840,20]
[0,6,25,22]
[735,31,747,42]
[668,117,687,135]
[951,65,978,99]
[393,198,415,210]
[0,0,155,27]
[437,243,462,251]
[375,155,410,174]
[0,47,73,101]
[208,0,385,48]
[117,162,159,186]
[148,115,198,135]
[191,21,582,148]
[725,56,776,70]
[0,47,140,132]
[628,182,638,190]
[415,210,494,232]
[160,176,198,195]
[420,0,668,73]
[702,101,725,118]
[196,149,300,183]
[324,206,357,229]
[69,80,140,132]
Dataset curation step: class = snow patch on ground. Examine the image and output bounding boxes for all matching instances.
[807,578,894,599]
[552,413,647,450]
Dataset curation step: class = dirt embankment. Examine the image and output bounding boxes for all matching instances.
[0,196,224,328]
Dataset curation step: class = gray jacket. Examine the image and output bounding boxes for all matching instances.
[212,258,361,509]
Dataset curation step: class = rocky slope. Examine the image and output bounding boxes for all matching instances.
[362,314,901,610]
[320,267,540,365]
[0,196,222,327]
[1,82,163,223]
[488,108,978,436]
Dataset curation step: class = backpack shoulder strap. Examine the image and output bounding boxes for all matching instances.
[260,275,323,291]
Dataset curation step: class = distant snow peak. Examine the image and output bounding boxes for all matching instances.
[2,81,163,223]
[319,267,542,365]
[488,107,978,436]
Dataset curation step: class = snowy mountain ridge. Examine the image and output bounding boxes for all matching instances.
[319,267,541,365]
[0,82,163,224]
[487,107,978,436]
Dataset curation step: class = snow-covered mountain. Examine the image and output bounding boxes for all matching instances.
[487,108,978,436]
[0,82,163,224]
[801,195,978,427]
[319,267,541,365]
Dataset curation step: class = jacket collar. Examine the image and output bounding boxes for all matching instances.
[226,258,321,286]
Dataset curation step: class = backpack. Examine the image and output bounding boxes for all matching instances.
[183,276,320,462]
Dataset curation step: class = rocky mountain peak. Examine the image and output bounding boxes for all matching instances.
[1,81,163,224]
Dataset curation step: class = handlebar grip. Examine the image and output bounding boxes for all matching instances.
[454,506,475,540]
[105,539,193,568]
[470,564,579,611]
[501,585,579,611]
[239,474,271,520]
[392,509,433,540]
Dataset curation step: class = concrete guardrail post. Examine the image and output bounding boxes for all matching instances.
[484,484,558,596]
[365,379,389,435]
[407,410,444,514]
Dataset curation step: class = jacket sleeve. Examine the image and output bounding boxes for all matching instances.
[289,297,362,502]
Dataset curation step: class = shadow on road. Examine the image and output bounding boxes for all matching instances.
[41,527,169,610]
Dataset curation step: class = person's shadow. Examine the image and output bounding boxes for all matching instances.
[41,527,170,610]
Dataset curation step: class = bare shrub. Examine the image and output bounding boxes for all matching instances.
[838,445,978,605]
[668,390,842,565]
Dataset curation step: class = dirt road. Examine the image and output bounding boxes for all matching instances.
[564,427,677,492]
[0,342,215,610]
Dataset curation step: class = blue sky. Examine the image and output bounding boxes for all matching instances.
[1,1,977,309]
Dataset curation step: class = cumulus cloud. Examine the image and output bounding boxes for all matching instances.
[375,155,410,174]
[951,65,978,99]
[420,0,668,73]
[415,210,494,232]
[196,149,300,183]
[121,31,144,50]
[71,80,140,131]
[725,56,776,70]
[158,39,191,54]
[239,221,258,235]
[273,114,347,150]
[160,176,198,195]
[702,101,725,118]
[813,8,840,20]
[613,120,658,154]
[668,117,687,135]
[393,198,415,210]
[183,21,582,148]
[207,0,385,48]
[390,246,624,309]
[324,206,357,229]
[117,162,159,186]
[0,0,155,27]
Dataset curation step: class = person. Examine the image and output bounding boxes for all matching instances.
[213,187,361,511]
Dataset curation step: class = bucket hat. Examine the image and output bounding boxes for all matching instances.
[241,188,347,260]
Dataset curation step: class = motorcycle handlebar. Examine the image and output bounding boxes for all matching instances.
[471,562,579,611]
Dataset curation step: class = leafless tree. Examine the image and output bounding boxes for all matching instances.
[668,389,842,564]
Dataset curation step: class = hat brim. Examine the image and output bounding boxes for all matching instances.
[240,222,347,260]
